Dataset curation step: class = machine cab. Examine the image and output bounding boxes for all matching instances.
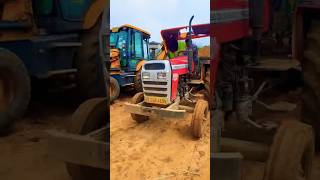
[110,25,150,71]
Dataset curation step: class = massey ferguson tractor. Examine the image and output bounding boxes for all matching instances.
[125,17,211,138]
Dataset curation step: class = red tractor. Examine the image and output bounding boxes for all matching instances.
[125,17,211,138]
[211,0,318,179]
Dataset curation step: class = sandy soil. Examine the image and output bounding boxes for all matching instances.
[110,90,320,180]
[110,95,210,180]
[0,92,77,180]
[0,89,319,180]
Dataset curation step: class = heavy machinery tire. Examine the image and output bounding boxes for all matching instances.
[191,100,209,138]
[75,18,105,99]
[134,69,143,92]
[66,98,108,180]
[263,121,314,180]
[109,76,120,102]
[301,19,320,149]
[130,92,148,123]
[0,48,30,120]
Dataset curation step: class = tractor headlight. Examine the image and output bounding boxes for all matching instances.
[157,72,167,79]
[142,72,150,79]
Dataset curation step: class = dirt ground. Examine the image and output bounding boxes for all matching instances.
[0,89,319,180]
[110,90,320,180]
[110,94,210,180]
[0,92,76,180]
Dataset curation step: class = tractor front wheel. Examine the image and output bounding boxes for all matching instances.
[191,100,209,138]
[263,121,314,180]
[130,92,148,123]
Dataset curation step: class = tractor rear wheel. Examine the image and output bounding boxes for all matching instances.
[109,76,120,102]
[75,19,105,99]
[134,69,143,92]
[191,100,209,138]
[263,121,314,180]
[66,98,108,180]
[130,92,148,123]
[0,48,31,122]
[301,18,320,150]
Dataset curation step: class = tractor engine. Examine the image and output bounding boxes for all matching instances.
[141,56,192,106]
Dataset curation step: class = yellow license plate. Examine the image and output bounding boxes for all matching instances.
[145,96,168,105]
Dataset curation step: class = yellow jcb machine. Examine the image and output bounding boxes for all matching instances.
[0,0,108,132]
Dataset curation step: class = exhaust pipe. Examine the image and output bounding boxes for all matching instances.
[187,15,194,74]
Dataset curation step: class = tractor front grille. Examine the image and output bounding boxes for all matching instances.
[143,80,169,96]
[142,60,172,104]
[144,93,167,97]
[143,80,170,103]
[143,81,167,85]
[144,87,167,91]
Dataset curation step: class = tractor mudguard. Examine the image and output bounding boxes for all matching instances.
[83,0,107,30]
[136,60,146,72]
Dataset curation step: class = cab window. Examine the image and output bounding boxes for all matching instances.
[134,31,143,58]
[143,37,149,60]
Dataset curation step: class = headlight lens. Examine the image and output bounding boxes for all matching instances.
[142,72,150,79]
[157,72,166,79]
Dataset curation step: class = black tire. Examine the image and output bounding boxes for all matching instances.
[301,19,320,149]
[109,76,120,102]
[0,48,30,120]
[130,92,148,123]
[191,100,209,138]
[66,98,108,180]
[263,121,314,180]
[134,69,143,92]
[75,19,105,99]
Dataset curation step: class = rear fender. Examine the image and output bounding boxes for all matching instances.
[136,60,146,72]
[83,0,107,30]
[293,5,320,61]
